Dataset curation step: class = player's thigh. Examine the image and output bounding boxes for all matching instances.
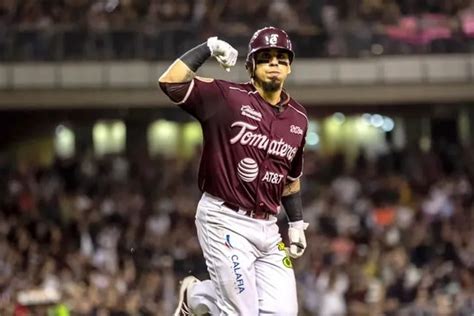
[195,209,259,315]
[255,242,298,316]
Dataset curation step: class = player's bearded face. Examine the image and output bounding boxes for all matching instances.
[254,49,291,92]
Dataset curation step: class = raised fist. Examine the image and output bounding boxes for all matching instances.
[207,37,238,71]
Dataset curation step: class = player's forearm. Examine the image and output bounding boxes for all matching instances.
[282,191,303,222]
[282,179,303,222]
[159,42,211,83]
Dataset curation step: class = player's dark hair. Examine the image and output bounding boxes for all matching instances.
[180,42,211,72]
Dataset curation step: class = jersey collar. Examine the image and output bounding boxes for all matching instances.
[247,81,291,111]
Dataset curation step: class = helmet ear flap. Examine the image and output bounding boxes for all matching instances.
[245,54,256,78]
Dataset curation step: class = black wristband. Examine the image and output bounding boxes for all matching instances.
[180,42,211,72]
[282,191,303,222]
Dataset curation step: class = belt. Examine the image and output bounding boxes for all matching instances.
[223,202,271,220]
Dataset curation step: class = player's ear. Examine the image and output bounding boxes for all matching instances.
[287,64,292,75]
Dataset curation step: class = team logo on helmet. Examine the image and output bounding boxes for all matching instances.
[267,34,279,45]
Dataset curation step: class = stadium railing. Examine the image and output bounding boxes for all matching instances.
[1,23,473,62]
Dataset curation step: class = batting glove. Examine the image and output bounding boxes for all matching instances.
[207,37,238,72]
[288,220,309,259]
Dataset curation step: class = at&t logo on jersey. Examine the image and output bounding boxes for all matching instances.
[262,171,284,184]
[231,255,245,294]
[237,158,259,182]
[230,121,298,161]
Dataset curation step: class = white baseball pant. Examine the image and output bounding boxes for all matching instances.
[187,192,298,315]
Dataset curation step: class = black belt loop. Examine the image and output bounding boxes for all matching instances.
[223,202,239,212]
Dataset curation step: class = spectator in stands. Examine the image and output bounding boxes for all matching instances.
[2,0,474,61]
[1,142,474,314]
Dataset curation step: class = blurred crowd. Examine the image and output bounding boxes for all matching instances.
[0,0,474,60]
[1,141,474,315]
[299,144,474,315]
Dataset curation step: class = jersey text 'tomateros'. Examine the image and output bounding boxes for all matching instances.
[161,78,308,215]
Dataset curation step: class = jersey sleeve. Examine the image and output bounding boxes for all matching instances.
[160,77,225,122]
[287,133,306,181]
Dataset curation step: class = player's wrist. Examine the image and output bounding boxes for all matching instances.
[180,42,211,72]
[288,220,307,230]
[206,37,220,56]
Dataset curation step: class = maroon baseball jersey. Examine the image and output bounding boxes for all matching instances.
[161,78,308,215]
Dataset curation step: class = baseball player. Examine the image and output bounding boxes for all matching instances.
[159,26,309,315]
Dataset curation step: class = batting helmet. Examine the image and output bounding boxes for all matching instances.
[245,26,294,76]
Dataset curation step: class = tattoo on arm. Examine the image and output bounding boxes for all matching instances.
[159,59,197,83]
[282,179,300,196]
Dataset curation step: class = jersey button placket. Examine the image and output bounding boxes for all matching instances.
[255,115,279,212]
[254,160,267,211]
[253,113,274,212]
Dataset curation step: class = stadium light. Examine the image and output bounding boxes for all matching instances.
[382,117,395,132]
